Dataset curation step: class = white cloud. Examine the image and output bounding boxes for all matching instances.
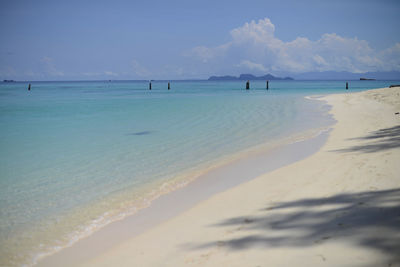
[379,43,400,71]
[236,60,269,72]
[186,18,400,74]
[231,18,276,44]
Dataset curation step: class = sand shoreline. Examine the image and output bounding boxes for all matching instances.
[39,87,400,266]
[29,98,331,267]
[37,108,331,266]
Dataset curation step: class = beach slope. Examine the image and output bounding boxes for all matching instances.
[71,88,400,266]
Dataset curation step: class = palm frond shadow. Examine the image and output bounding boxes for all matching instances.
[187,188,400,264]
[334,125,400,153]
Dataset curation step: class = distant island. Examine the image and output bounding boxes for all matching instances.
[360,78,376,81]
[208,74,294,81]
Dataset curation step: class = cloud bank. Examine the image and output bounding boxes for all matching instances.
[2,18,399,80]
[188,18,400,75]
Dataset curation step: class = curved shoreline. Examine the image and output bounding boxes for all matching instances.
[37,106,333,266]
[39,87,400,266]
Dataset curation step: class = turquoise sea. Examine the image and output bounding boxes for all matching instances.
[0,80,397,266]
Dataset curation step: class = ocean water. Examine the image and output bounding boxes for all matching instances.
[0,80,397,266]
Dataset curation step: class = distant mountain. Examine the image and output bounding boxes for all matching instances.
[208,73,294,81]
[208,75,237,81]
[291,71,400,80]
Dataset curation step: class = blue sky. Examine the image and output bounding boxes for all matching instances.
[0,0,399,80]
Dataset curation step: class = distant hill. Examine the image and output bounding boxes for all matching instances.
[291,71,400,80]
[208,73,294,81]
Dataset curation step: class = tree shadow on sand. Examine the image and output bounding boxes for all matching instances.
[188,188,400,264]
[334,125,400,153]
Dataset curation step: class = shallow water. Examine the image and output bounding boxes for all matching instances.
[0,80,397,266]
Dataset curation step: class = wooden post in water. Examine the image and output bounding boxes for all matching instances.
[168,82,170,90]
[266,80,269,90]
[346,82,348,90]
[28,83,31,91]
[149,81,152,90]
[246,80,250,90]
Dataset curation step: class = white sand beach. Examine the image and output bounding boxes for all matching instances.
[39,87,400,267]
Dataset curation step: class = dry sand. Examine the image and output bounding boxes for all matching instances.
[44,87,400,266]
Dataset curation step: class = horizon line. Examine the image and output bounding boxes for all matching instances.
[3,78,400,83]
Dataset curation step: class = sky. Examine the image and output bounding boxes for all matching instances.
[0,0,399,81]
